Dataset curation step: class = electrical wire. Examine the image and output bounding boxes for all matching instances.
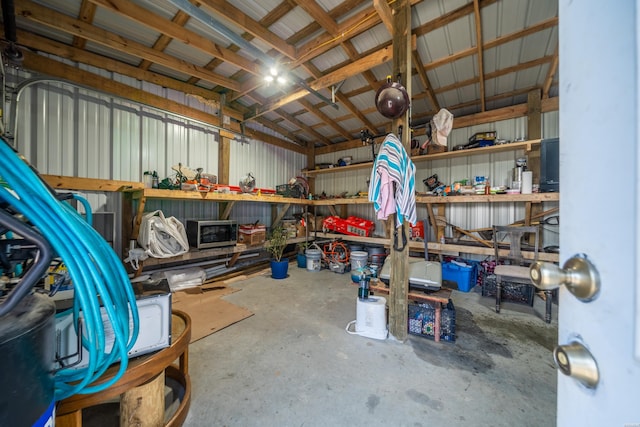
[0,137,139,400]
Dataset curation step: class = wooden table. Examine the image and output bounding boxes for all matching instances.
[369,283,452,342]
[56,310,192,427]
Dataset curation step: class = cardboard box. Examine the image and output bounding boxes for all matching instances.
[426,144,447,154]
[238,224,266,245]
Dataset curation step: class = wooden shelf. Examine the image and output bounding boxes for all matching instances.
[313,192,558,206]
[311,232,558,263]
[416,192,559,204]
[303,139,542,176]
[140,236,309,267]
[132,188,310,205]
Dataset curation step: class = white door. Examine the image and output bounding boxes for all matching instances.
[557,0,640,425]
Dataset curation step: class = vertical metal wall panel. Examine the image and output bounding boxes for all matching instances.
[140,109,167,177]
[227,139,307,228]
[229,138,306,187]
[77,89,113,179]
[111,101,141,182]
[542,111,559,138]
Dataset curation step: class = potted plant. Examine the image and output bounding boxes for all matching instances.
[265,225,289,279]
[296,241,309,268]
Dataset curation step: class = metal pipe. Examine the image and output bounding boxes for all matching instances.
[7,77,252,147]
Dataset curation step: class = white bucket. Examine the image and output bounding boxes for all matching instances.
[305,248,322,272]
[345,296,388,340]
[350,251,368,271]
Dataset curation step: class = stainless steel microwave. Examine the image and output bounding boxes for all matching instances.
[186,220,238,249]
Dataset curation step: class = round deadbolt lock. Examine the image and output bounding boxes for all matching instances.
[553,341,599,389]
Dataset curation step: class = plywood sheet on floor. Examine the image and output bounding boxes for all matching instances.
[172,284,253,343]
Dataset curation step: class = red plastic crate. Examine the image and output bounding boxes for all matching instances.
[322,216,375,237]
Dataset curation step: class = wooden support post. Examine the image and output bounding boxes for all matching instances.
[388,0,411,341]
[120,371,165,427]
[526,90,543,247]
[527,89,542,141]
[218,135,231,218]
[131,191,147,240]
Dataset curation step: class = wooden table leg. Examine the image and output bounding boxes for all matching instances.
[434,303,441,342]
[120,371,165,427]
[56,409,82,427]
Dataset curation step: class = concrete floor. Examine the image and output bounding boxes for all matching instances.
[184,265,558,427]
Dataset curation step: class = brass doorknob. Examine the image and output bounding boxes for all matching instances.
[553,341,599,389]
[529,254,600,301]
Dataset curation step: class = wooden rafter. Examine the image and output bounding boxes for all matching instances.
[138,11,191,72]
[9,29,227,108]
[17,0,241,91]
[297,99,353,141]
[197,0,296,59]
[9,0,560,153]
[249,46,393,120]
[72,0,96,49]
[411,50,440,111]
[87,0,259,75]
[293,0,339,35]
[373,0,394,34]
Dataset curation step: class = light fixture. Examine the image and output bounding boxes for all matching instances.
[264,65,286,85]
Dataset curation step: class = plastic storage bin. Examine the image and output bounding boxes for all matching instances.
[442,260,478,292]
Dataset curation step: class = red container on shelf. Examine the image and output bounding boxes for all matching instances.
[322,216,375,237]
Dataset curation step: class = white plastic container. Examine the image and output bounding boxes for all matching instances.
[305,248,322,272]
[350,251,368,270]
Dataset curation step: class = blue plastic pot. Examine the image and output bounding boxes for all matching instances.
[271,258,289,279]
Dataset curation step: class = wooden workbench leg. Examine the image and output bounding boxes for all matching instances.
[56,409,82,427]
[434,304,441,342]
[120,371,165,427]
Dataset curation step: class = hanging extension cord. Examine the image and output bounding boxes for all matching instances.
[0,137,139,400]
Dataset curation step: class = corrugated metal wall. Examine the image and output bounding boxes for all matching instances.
[4,65,306,255]
[315,114,560,252]
[3,61,559,259]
